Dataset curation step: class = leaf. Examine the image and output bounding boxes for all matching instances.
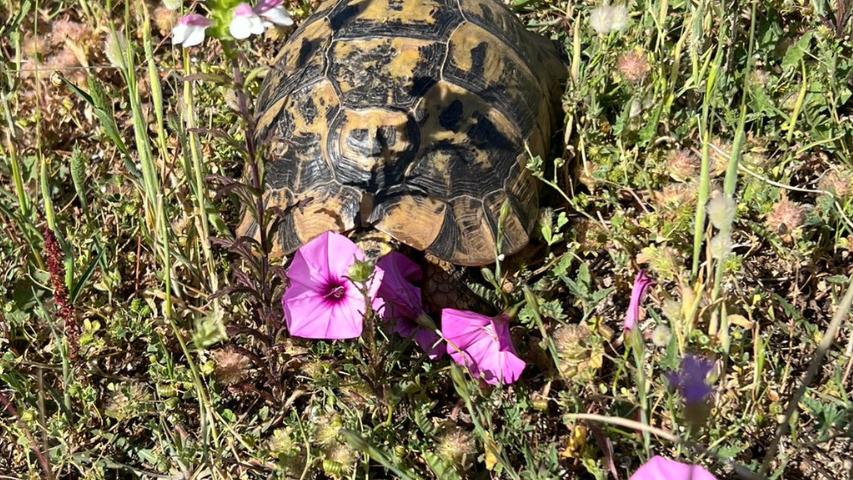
[70,246,104,305]
[69,147,87,210]
[192,306,228,349]
[781,32,813,69]
[423,452,462,480]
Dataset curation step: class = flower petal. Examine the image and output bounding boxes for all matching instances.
[260,6,294,26]
[624,270,654,331]
[442,310,524,384]
[182,25,207,47]
[630,456,717,480]
[377,252,423,320]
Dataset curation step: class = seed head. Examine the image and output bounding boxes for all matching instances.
[553,323,605,382]
[651,324,672,347]
[706,190,736,232]
[589,4,629,34]
[212,348,251,386]
[617,50,651,83]
[766,197,806,241]
[819,170,851,199]
[709,234,732,260]
[49,20,90,46]
[666,149,700,181]
[437,426,476,468]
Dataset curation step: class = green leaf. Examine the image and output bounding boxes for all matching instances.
[781,32,813,69]
[70,246,104,305]
[423,452,462,480]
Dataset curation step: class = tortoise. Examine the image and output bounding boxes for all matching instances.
[238,0,565,307]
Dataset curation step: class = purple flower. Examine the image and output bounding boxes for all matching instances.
[630,456,717,480]
[171,14,211,48]
[376,252,444,359]
[666,355,715,404]
[442,309,525,385]
[282,231,384,339]
[624,270,654,331]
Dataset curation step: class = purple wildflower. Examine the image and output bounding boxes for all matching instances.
[624,270,654,331]
[666,355,715,404]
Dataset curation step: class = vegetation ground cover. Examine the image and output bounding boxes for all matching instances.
[1,0,852,478]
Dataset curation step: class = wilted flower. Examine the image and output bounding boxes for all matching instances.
[630,456,717,480]
[819,169,851,198]
[377,252,444,359]
[171,13,211,47]
[666,355,715,404]
[624,270,654,331]
[442,309,525,385]
[212,348,252,386]
[666,149,699,181]
[617,50,650,83]
[765,197,806,240]
[230,0,293,39]
[282,231,384,339]
[589,4,629,35]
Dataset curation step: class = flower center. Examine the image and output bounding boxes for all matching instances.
[323,281,347,302]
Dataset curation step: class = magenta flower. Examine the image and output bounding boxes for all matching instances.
[282,231,384,340]
[442,309,525,385]
[376,252,444,359]
[630,456,716,480]
[666,355,715,404]
[624,269,654,331]
[171,14,211,48]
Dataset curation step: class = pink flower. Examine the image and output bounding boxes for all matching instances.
[282,232,384,339]
[171,14,211,48]
[376,252,443,359]
[229,3,265,39]
[442,309,525,385]
[624,270,654,331]
[630,456,717,480]
[254,0,294,26]
[230,0,293,39]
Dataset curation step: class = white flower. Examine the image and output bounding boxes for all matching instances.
[254,0,294,27]
[589,4,628,35]
[230,3,266,39]
[171,14,211,48]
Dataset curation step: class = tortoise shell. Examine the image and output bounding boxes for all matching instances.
[239,0,565,266]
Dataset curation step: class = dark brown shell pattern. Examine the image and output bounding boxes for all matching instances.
[239,0,565,266]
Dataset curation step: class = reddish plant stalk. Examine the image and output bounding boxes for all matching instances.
[43,228,79,361]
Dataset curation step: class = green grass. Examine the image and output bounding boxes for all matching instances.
[1,0,853,479]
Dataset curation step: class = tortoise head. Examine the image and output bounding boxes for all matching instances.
[354,230,395,262]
